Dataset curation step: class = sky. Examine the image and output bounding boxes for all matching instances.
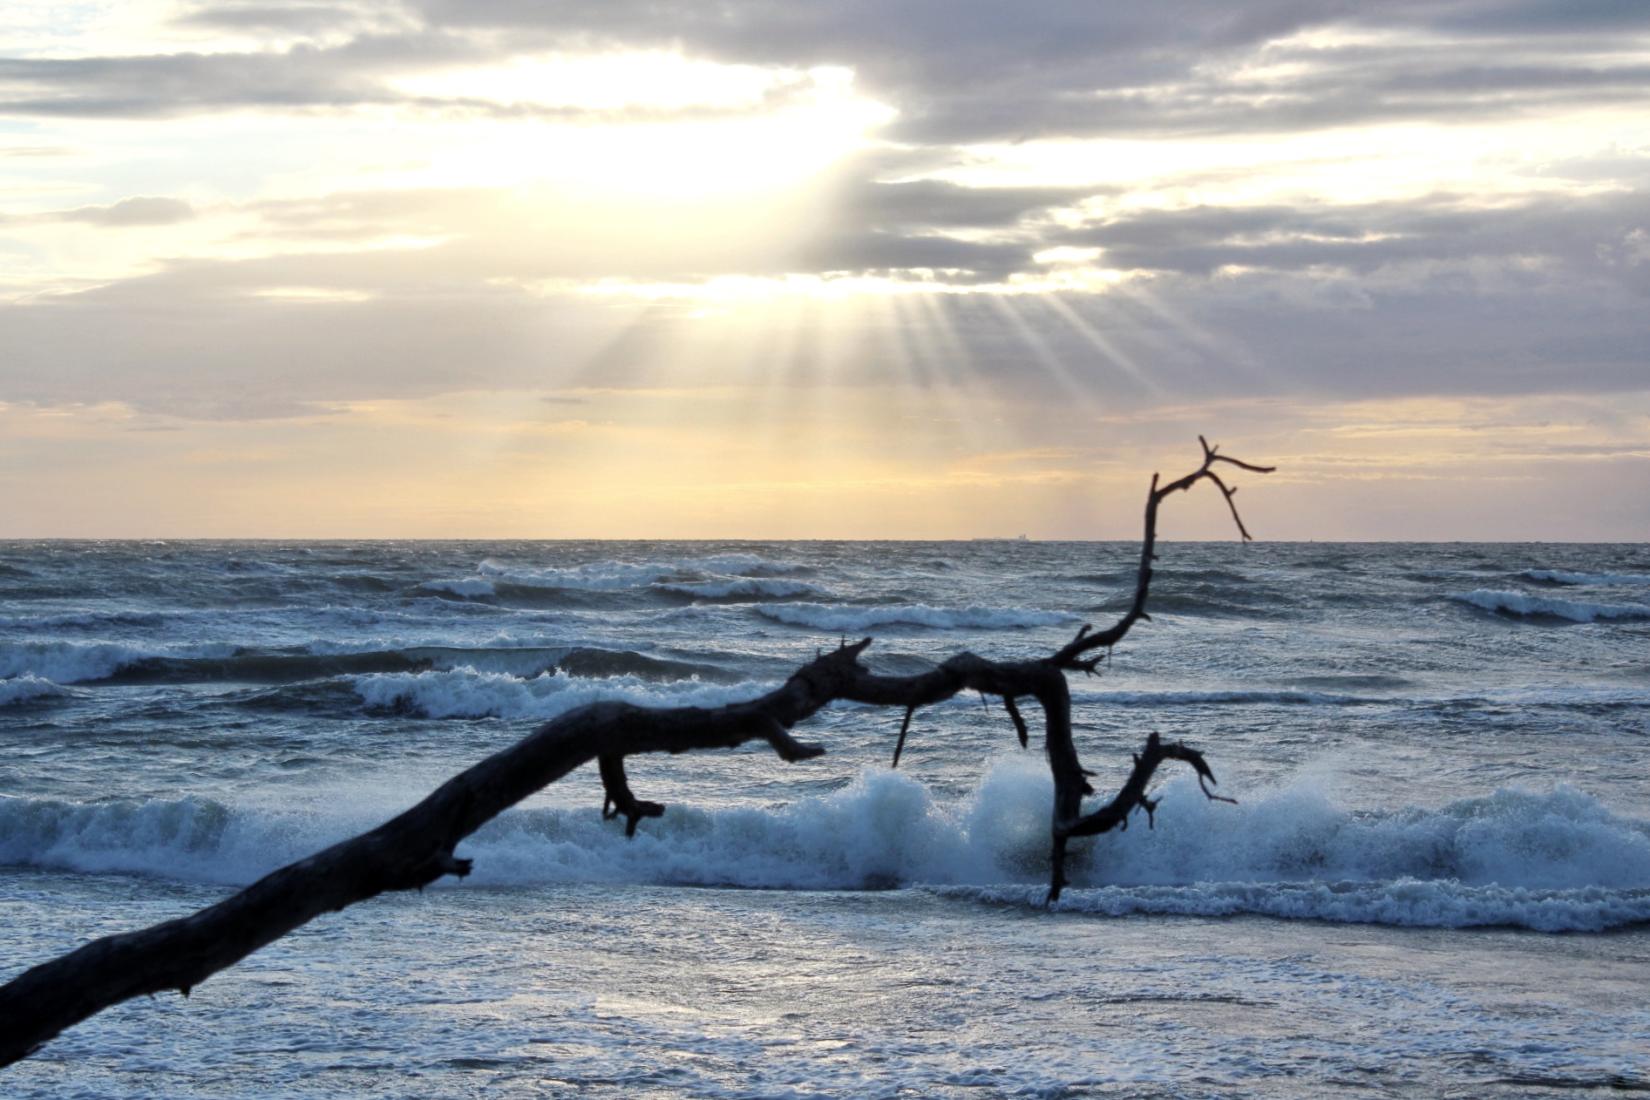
[1,1,1647,539]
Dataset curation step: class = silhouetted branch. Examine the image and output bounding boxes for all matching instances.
[0,438,1271,1066]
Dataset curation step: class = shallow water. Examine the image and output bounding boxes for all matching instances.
[3,540,1649,1095]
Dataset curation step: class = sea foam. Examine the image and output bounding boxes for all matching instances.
[0,674,67,706]
[1449,589,1650,623]
[5,763,1646,931]
[352,666,773,720]
[0,640,157,684]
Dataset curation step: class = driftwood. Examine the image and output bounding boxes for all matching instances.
[0,437,1271,1067]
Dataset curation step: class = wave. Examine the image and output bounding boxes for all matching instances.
[1449,589,1650,623]
[1088,586,1285,620]
[940,881,1650,933]
[418,578,497,600]
[0,640,163,684]
[754,602,1077,632]
[352,666,773,720]
[653,578,826,601]
[1522,569,1650,587]
[0,637,746,690]
[6,764,1647,931]
[474,554,808,592]
[1075,688,1374,707]
[0,609,172,632]
[0,674,67,706]
[418,555,816,607]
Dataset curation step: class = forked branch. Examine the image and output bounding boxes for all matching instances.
[0,438,1271,1066]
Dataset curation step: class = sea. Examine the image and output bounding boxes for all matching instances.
[1,539,1648,1098]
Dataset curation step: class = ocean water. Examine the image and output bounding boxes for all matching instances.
[2,539,1648,1098]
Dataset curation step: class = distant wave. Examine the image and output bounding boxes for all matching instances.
[418,554,815,605]
[476,553,809,590]
[418,577,497,599]
[1076,688,1374,707]
[352,666,773,720]
[0,609,172,632]
[5,764,1647,931]
[1522,569,1650,587]
[1449,589,1650,623]
[0,640,166,684]
[0,639,743,689]
[0,674,67,706]
[754,602,1077,632]
[653,578,826,601]
[1088,586,1285,620]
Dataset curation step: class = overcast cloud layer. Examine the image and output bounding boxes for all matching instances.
[0,1,1646,536]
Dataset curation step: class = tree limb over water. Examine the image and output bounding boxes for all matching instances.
[0,437,1272,1067]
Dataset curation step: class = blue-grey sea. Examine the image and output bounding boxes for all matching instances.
[2,540,1649,1097]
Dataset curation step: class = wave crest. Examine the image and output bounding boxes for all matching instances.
[1449,589,1650,623]
[5,764,1647,931]
[352,666,772,720]
[0,674,68,706]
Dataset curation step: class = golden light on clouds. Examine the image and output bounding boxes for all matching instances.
[1,3,1646,537]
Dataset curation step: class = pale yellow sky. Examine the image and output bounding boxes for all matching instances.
[1,3,1647,538]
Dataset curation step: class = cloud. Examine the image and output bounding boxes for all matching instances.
[394,1,1650,142]
[60,196,197,226]
[1,224,1644,421]
[1,0,1646,426]
[172,0,416,37]
[0,0,1642,143]
[829,175,1099,232]
[0,196,196,228]
[1062,191,1650,289]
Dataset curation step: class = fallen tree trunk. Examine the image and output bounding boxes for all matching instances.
[0,437,1270,1067]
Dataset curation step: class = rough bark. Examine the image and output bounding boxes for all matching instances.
[0,438,1270,1067]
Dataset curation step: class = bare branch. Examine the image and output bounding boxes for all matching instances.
[0,436,1271,1066]
[1003,696,1029,748]
[892,705,916,767]
[1049,438,1273,669]
[599,754,665,838]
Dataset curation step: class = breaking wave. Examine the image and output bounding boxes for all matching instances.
[1449,589,1650,623]
[418,554,817,606]
[1522,569,1650,587]
[5,763,1647,931]
[351,666,772,720]
[0,674,67,706]
[0,640,166,684]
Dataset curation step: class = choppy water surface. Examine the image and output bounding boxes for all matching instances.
[2,540,1648,1097]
